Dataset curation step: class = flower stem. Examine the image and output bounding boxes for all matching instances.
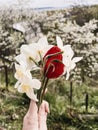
[41,78,49,103]
[29,57,39,66]
[37,77,49,110]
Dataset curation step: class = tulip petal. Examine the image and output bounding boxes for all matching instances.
[44,46,64,78]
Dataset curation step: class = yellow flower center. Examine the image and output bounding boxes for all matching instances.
[16,70,23,78]
[22,84,29,92]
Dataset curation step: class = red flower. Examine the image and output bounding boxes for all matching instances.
[43,46,64,79]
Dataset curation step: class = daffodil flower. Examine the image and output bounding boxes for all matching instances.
[15,79,41,101]
[15,52,39,70]
[15,36,52,70]
[14,63,32,81]
[56,36,83,80]
[15,64,41,101]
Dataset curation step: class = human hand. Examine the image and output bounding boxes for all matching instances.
[22,100,49,130]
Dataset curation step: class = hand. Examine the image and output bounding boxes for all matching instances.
[0,127,4,130]
[22,100,49,130]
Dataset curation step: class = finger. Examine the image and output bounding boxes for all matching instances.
[24,100,38,121]
[39,100,49,114]
[23,100,38,130]
[45,100,50,113]
[0,127,5,130]
[28,100,38,116]
[38,101,50,130]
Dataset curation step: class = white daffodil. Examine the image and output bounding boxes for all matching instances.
[36,36,53,57]
[14,64,41,101]
[56,36,83,80]
[21,44,40,63]
[15,79,41,101]
[22,36,52,60]
[15,36,52,70]
[15,52,39,71]
[14,63,32,82]
[28,36,53,60]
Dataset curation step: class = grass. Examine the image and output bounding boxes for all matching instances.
[0,83,29,130]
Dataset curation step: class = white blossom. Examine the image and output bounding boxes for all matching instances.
[56,36,82,79]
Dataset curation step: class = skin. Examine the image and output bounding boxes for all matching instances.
[22,100,49,130]
[0,128,4,130]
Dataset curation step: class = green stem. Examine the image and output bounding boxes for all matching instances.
[37,77,49,109]
[38,51,44,67]
[29,57,39,66]
[41,78,49,103]
[37,76,45,106]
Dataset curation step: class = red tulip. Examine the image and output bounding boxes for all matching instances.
[43,46,64,78]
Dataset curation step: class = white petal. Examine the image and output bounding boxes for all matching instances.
[15,81,20,88]
[30,79,41,89]
[21,45,37,60]
[21,45,30,54]
[26,88,38,101]
[63,45,74,59]
[14,63,19,70]
[72,57,83,63]
[14,71,20,81]
[15,55,21,63]
[63,66,67,75]
[38,36,48,46]
[15,54,27,68]
[56,36,63,48]
[70,62,76,70]
[63,58,70,67]
[18,85,24,93]
[66,69,70,80]
[65,62,76,80]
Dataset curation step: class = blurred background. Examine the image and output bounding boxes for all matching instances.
[0,0,98,130]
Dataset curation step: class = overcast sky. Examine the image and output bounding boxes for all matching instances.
[0,0,98,8]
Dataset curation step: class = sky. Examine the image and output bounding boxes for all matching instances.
[0,0,98,8]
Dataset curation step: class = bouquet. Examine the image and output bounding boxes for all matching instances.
[14,36,82,107]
